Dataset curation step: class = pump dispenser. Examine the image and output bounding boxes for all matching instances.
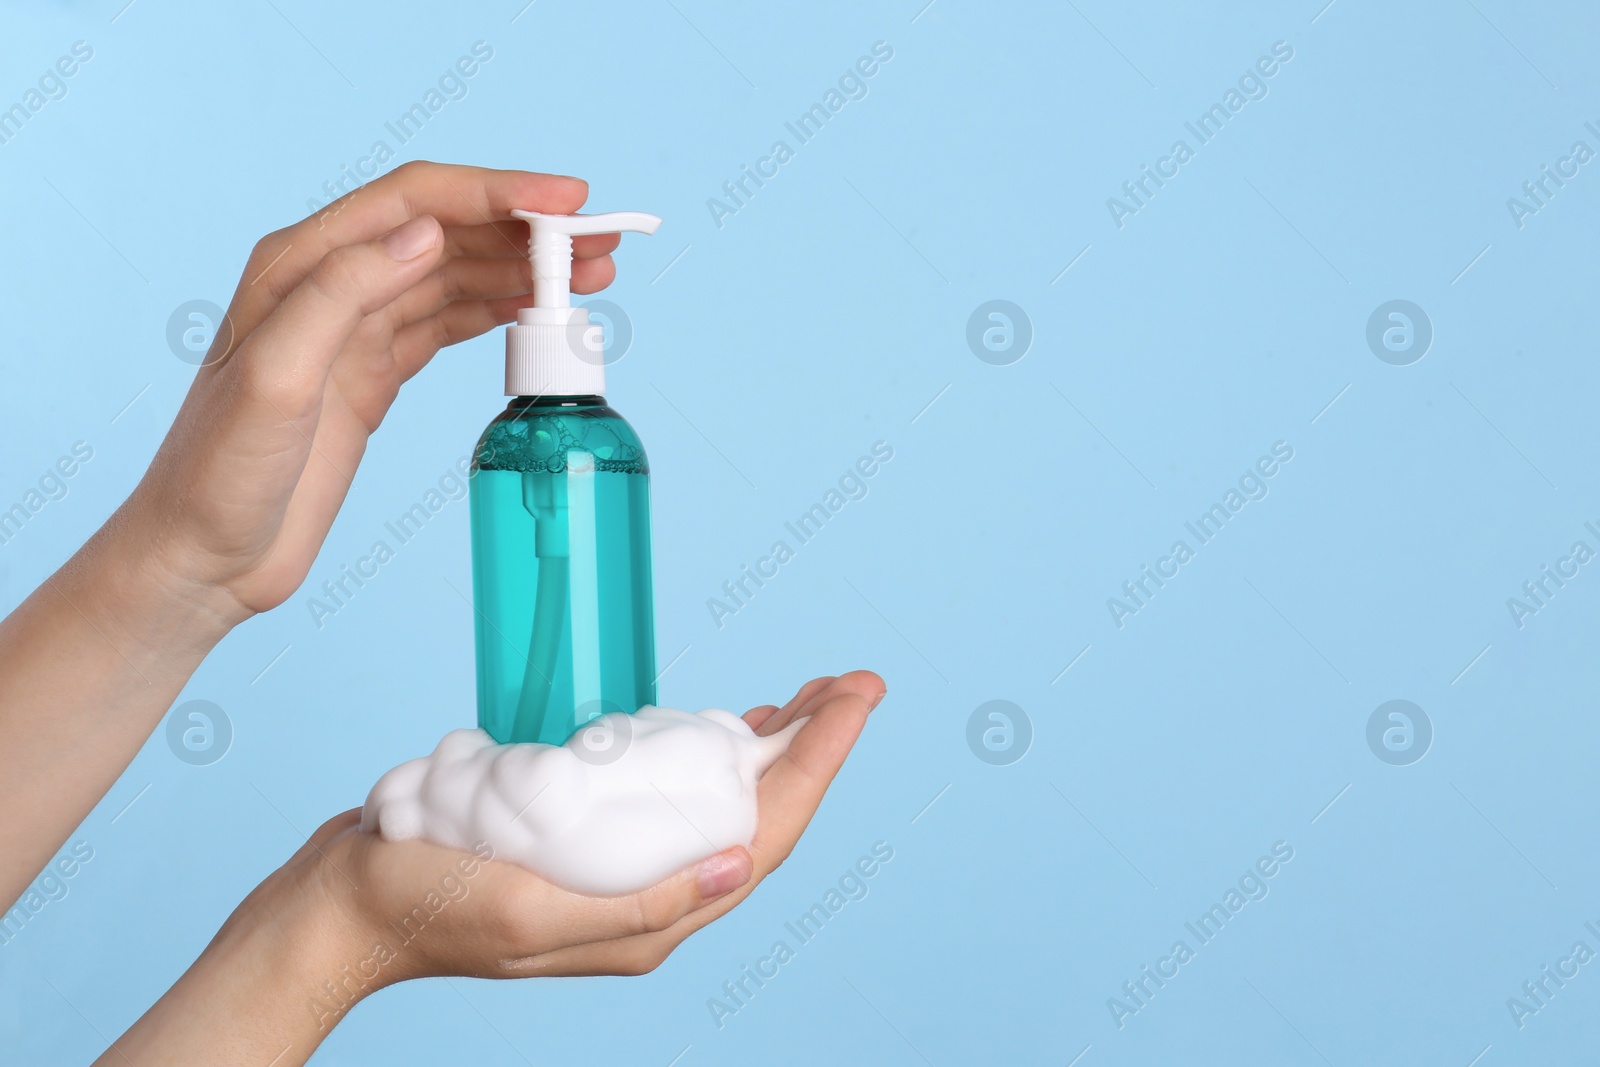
[504,211,661,397]
[469,211,661,745]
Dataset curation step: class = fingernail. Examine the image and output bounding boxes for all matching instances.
[870,690,887,710]
[384,217,439,261]
[697,852,751,899]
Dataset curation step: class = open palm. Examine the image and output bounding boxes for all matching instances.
[294,672,885,990]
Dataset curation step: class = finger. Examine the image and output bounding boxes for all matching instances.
[757,674,847,737]
[419,257,534,314]
[418,249,611,309]
[558,684,875,968]
[297,162,585,263]
[443,220,527,260]
[524,864,757,976]
[231,163,588,333]
[505,936,669,978]
[778,679,882,778]
[443,221,617,262]
[753,676,835,737]
[355,257,534,346]
[505,923,706,978]
[784,676,837,715]
[748,689,876,877]
[324,248,611,378]
[571,253,617,294]
[226,216,446,421]
[825,669,886,707]
[364,278,508,348]
[781,670,882,731]
[385,253,615,380]
[191,218,442,552]
[497,847,753,969]
[590,679,885,942]
[497,681,883,978]
[369,232,614,353]
[506,687,879,975]
[743,704,781,732]
[574,231,622,259]
[388,298,520,381]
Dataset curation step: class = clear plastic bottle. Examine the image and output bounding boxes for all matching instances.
[470,395,655,744]
[469,209,661,744]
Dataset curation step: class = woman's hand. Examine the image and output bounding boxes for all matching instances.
[326,672,883,983]
[101,672,885,1066]
[120,161,620,620]
[0,162,616,911]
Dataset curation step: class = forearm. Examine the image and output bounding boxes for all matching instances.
[101,855,365,1067]
[0,516,240,904]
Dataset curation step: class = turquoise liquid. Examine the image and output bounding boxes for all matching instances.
[470,397,656,745]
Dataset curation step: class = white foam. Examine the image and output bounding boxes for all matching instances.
[359,706,800,896]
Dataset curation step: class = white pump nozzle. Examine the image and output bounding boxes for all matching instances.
[514,210,661,309]
[504,210,662,397]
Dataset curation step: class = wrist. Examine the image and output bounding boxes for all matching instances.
[278,833,405,1030]
[69,509,246,671]
[242,850,380,1037]
[106,845,371,1066]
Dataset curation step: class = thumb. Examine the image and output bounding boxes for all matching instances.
[224,215,445,419]
[549,847,755,949]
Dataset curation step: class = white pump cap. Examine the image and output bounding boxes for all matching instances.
[504,210,661,396]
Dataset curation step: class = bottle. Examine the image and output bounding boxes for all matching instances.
[470,210,661,745]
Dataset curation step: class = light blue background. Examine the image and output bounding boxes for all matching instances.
[3,0,1598,1063]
